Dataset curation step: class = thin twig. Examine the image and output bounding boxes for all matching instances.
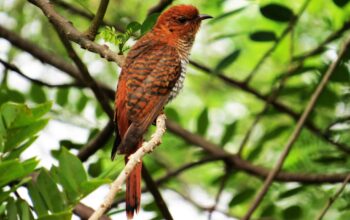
[190,60,350,154]
[51,0,124,32]
[74,203,111,220]
[242,36,350,220]
[77,120,114,162]
[84,0,110,40]
[53,26,114,118]
[0,59,82,88]
[208,171,230,220]
[244,0,312,83]
[166,120,350,184]
[142,165,174,220]
[28,0,125,66]
[293,20,350,61]
[315,174,350,220]
[237,63,303,156]
[0,25,115,99]
[88,114,167,220]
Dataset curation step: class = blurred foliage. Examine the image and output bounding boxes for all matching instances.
[0,0,350,219]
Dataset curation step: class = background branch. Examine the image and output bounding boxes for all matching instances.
[316,175,350,220]
[84,0,110,40]
[242,36,350,220]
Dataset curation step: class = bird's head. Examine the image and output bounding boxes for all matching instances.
[153,5,212,44]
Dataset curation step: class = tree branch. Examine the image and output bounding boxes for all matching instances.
[316,174,350,220]
[77,120,114,162]
[53,25,114,118]
[237,63,303,156]
[0,58,82,88]
[28,0,124,66]
[190,60,350,154]
[0,25,115,100]
[74,203,111,220]
[84,0,110,40]
[89,114,167,220]
[166,120,350,184]
[141,165,174,220]
[242,36,350,220]
[51,0,125,33]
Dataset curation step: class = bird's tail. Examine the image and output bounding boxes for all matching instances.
[125,141,142,220]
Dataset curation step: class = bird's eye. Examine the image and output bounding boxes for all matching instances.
[177,16,188,24]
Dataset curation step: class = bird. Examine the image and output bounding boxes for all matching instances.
[112,5,212,219]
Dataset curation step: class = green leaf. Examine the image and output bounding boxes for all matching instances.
[317,87,339,108]
[76,93,88,112]
[88,160,102,177]
[229,188,255,207]
[0,89,25,103]
[59,148,87,185]
[6,197,18,220]
[260,204,276,217]
[220,121,236,146]
[0,177,31,204]
[215,49,241,72]
[260,4,295,22]
[9,101,52,128]
[56,88,69,106]
[36,169,66,213]
[60,140,83,150]
[331,62,350,82]
[164,107,180,122]
[80,179,110,196]
[141,13,160,35]
[197,108,209,135]
[0,102,29,128]
[126,21,141,34]
[51,149,88,203]
[249,31,277,42]
[282,205,303,219]
[261,125,290,142]
[31,102,52,120]
[5,136,38,160]
[210,32,247,42]
[21,158,39,174]
[29,84,47,103]
[5,119,49,152]
[50,166,79,204]
[333,0,350,7]
[278,186,305,199]
[0,203,5,215]
[27,181,49,217]
[18,199,34,220]
[37,211,72,220]
[0,160,25,187]
[209,7,246,24]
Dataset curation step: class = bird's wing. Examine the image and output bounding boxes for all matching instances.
[120,43,181,153]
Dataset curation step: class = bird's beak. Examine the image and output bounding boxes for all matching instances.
[198,14,213,20]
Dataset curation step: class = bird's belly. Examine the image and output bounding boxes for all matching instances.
[167,58,188,102]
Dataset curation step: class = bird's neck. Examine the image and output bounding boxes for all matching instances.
[150,27,194,59]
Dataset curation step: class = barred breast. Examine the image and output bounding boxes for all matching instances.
[167,39,193,102]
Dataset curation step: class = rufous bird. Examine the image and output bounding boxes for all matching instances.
[112,5,212,219]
